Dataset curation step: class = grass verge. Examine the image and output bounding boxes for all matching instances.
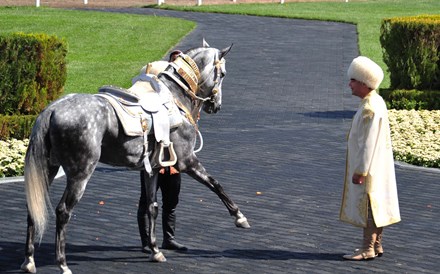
[0,6,196,94]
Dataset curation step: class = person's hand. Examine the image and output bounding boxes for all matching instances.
[352,174,366,185]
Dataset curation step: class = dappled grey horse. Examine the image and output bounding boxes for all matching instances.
[21,40,250,274]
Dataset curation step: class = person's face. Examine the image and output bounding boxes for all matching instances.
[349,79,370,98]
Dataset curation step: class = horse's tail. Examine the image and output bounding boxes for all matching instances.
[24,109,54,242]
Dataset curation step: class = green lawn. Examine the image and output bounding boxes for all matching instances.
[156,0,440,89]
[0,6,196,94]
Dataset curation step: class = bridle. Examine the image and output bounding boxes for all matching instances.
[161,49,225,104]
[198,49,226,103]
[160,49,225,127]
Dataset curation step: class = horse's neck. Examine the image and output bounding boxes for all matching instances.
[191,101,203,123]
[162,77,201,126]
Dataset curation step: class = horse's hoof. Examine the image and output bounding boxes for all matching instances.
[235,217,251,228]
[59,265,73,274]
[235,212,251,228]
[148,252,167,262]
[20,257,36,273]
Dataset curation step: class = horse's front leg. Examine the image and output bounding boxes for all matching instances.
[186,162,250,229]
[144,172,167,262]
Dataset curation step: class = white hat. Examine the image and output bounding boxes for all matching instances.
[347,56,384,90]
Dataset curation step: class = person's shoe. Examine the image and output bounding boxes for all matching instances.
[375,228,384,257]
[344,223,378,261]
[375,248,384,257]
[343,249,375,261]
[162,239,188,251]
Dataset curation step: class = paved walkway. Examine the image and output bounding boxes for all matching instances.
[1,8,439,274]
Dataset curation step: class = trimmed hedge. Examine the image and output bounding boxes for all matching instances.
[380,15,440,90]
[0,32,67,115]
[0,114,36,140]
[380,89,440,110]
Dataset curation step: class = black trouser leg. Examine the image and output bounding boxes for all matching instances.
[162,208,177,242]
[160,171,180,241]
[160,171,187,250]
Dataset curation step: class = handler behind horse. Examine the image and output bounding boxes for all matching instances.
[137,51,188,253]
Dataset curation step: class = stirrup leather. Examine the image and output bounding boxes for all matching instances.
[158,142,177,167]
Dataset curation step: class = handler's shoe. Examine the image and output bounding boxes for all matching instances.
[343,249,375,261]
[162,239,188,251]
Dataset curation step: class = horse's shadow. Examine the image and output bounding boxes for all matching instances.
[301,110,356,120]
[185,248,344,261]
[0,241,147,272]
[0,241,343,272]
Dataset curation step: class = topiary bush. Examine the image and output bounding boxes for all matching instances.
[0,114,37,140]
[380,89,440,110]
[380,15,440,90]
[0,32,67,115]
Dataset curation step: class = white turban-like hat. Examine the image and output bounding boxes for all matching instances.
[347,56,384,90]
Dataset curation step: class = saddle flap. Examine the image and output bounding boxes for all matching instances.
[95,93,149,137]
[97,77,183,143]
[139,96,160,113]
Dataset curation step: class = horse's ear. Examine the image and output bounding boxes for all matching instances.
[169,50,182,62]
[203,38,210,48]
[220,44,233,59]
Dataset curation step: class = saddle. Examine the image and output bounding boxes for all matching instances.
[95,72,183,174]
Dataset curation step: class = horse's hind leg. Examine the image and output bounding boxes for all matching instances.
[21,165,60,273]
[55,168,95,274]
[21,214,37,273]
[142,172,166,262]
[187,164,250,229]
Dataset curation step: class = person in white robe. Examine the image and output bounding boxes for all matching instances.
[340,56,401,261]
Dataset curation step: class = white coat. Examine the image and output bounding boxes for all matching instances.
[340,91,401,228]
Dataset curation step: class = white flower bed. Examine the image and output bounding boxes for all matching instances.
[0,138,29,177]
[1,110,439,177]
[388,109,440,168]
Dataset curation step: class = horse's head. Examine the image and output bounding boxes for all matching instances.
[184,40,232,114]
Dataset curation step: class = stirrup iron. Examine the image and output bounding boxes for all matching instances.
[158,142,177,167]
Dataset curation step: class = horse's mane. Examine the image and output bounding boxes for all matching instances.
[184,46,206,55]
[185,46,217,60]
[185,46,217,74]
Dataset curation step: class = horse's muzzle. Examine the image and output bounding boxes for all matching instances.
[203,103,221,114]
